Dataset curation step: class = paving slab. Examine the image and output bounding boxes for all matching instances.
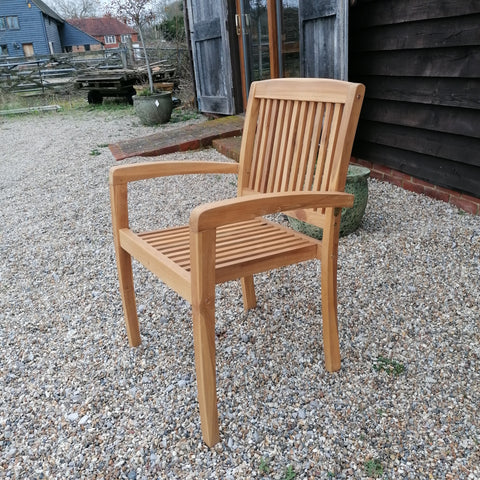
[109,115,244,160]
[212,135,242,162]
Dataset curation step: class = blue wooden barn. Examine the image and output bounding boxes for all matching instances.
[0,0,100,58]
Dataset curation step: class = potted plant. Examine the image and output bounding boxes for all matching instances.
[287,164,371,238]
[110,0,172,125]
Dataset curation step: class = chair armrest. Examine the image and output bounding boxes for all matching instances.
[190,191,354,232]
[109,161,239,185]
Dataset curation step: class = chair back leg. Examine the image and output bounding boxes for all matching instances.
[320,210,342,372]
[241,275,257,310]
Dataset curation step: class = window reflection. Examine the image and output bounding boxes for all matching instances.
[279,0,299,77]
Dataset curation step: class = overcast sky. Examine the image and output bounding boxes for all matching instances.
[42,0,175,18]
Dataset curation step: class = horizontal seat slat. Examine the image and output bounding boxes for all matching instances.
[215,245,317,283]
[133,217,319,278]
[216,236,306,262]
[138,225,189,239]
[216,243,315,271]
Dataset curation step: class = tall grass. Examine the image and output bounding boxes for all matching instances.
[0,89,86,112]
[0,88,199,120]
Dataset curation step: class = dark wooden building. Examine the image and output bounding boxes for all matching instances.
[349,0,480,200]
[185,0,480,205]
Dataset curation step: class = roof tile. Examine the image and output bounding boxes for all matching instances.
[67,16,137,36]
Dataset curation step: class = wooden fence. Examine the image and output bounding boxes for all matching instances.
[0,46,188,95]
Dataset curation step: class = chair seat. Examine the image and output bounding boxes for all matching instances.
[120,217,320,297]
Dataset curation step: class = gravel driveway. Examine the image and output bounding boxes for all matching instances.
[1,108,479,479]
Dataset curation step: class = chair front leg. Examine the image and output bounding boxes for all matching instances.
[320,211,342,372]
[110,182,141,347]
[190,229,220,447]
[116,247,141,347]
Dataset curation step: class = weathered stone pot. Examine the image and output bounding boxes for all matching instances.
[133,92,172,126]
[288,164,370,239]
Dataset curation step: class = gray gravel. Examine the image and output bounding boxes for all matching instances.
[1,108,479,479]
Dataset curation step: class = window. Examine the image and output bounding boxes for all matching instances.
[120,34,131,43]
[104,35,116,45]
[6,16,19,30]
[0,45,8,56]
[0,16,20,30]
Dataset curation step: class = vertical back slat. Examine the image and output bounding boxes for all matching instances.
[249,98,268,191]
[273,100,293,192]
[320,103,343,192]
[315,103,344,213]
[254,98,273,192]
[303,102,325,191]
[258,99,280,192]
[266,99,287,193]
[280,100,301,191]
[288,101,309,191]
[312,102,334,192]
[288,102,316,191]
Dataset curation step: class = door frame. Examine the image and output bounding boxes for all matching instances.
[235,0,281,110]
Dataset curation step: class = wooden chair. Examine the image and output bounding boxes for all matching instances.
[109,78,365,446]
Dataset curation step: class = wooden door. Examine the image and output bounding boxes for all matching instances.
[185,0,236,114]
[299,0,348,79]
[22,43,34,57]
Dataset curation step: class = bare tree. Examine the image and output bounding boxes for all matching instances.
[42,0,103,18]
[109,0,156,93]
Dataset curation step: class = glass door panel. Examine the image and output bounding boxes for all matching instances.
[240,0,270,89]
[238,0,300,99]
[278,0,300,77]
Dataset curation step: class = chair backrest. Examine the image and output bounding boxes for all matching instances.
[237,78,365,228]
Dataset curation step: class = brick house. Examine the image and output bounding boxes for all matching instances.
[68,16,138,50]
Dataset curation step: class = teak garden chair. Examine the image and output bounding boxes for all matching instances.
[110,78,365,446]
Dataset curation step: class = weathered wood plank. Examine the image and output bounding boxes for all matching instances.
[0,105,61,115]
[360,99,480,138]
[351,47,480,78]
[300,0,348,79]
[349,1,480,197]
[353,76,480,110]
[186,0,235,114]
[192,18,221,41]
[351,14,480,51]
[356,121,480,167]
[352,0,480,27]
[353,141,480,197]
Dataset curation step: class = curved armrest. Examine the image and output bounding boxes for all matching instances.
[190,191,354,232]
[109,161,239,185]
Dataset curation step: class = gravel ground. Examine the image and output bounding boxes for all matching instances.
[0,107,479,479]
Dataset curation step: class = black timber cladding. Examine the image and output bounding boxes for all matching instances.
[348,0,480,198]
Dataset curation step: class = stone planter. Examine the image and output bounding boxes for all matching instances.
[288,165,370,239]
[133,92,173,126]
